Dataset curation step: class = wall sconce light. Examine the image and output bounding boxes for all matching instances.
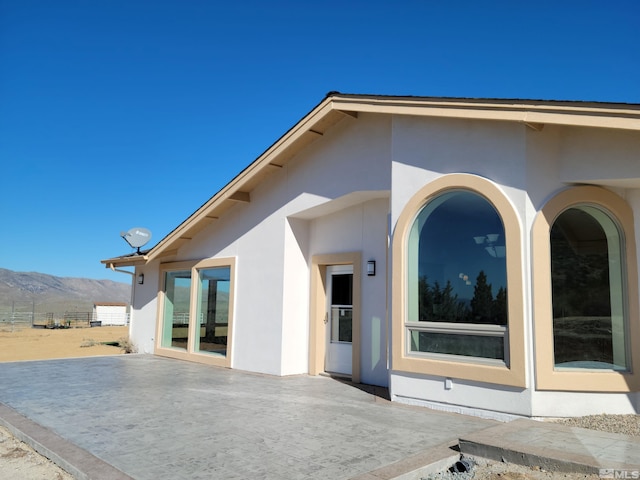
[367,260,376,276]
[137,273,144,285]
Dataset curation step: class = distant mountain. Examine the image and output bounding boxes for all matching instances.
[0,268,131,314]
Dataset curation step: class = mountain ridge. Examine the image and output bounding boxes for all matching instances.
[0,268,131,314]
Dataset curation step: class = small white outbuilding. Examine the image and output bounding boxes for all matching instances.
[93,302,129,326]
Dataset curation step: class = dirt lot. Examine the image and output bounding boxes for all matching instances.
[0,325,130,362]
[0,425,74,480]
[0,325,129,478]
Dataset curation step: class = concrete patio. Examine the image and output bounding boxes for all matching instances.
[0,355,639,479]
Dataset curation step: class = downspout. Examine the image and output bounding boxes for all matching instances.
[109,263,136,334]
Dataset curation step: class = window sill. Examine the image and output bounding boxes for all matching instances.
[392,353,526,388]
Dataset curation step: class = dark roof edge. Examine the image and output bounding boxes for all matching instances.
[324,91,640,109]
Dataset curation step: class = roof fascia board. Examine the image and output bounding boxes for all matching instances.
[101,256,148,268]
[330,96,640,131]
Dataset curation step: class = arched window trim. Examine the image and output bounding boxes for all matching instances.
[392,174,526,388]
[533,186,640,392]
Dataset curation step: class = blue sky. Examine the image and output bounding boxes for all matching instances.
[1,0,639,283]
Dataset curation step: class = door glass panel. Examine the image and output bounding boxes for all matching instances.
[161,270,192,350]
[331,307,353,342]
[331,273,353,306]
[195,267,230,357]
[330,273,353,344]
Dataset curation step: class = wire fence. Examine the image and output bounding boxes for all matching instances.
[0,311,130,332]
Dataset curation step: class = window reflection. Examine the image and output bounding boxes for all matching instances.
[407,190,508,360]
[196,267,231,357]
[162,270,192,350]
[551,206,627,371]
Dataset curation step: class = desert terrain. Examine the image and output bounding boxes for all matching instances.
[0,325,129,478]
[0,325,130,362]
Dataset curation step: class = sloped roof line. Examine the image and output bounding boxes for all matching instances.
[102,92,640,267]
[329,94,640,127]
[325,92,640,111]
[145,96,339,262]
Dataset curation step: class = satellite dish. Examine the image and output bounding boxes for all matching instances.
[121,227,152,254]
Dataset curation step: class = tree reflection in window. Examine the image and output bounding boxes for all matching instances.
[407,190,508,360]
[409,190,508,325]
[551,206,627,371]
[417,271,507,324]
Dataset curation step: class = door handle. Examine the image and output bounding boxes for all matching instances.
[323,312,329,324]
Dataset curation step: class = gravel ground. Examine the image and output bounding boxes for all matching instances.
[552,414,640,436]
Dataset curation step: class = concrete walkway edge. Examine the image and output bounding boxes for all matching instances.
[459,418,640,474]
[350,441,460,480]
[0,402,133,480]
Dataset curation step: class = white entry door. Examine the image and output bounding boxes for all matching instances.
[325,265,353,376]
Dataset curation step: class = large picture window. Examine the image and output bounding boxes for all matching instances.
[551,206,627,371]
[157,258,235,367]
[407,190,508,363]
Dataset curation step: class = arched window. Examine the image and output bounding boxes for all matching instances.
[407,190,508,362]
[392,174,525,388]
[533,186,640,392]
[551,206,627,371]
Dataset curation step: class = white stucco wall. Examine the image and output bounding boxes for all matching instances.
[130,264,160,354]
[308,198,389,386]
[389,115,535,416]
[388,115,640,418]
[127,106,640,417]
[130,113,391,377]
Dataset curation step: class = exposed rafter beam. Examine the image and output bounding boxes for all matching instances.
[525,122,545,131]
[159,249,179,258]
[229,191,250,203]
[337,109,358,119]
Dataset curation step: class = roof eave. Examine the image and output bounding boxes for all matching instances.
[146,95,350,262]
[328,94,640,131]
[143,93,640,262]
[101,254,149,268]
